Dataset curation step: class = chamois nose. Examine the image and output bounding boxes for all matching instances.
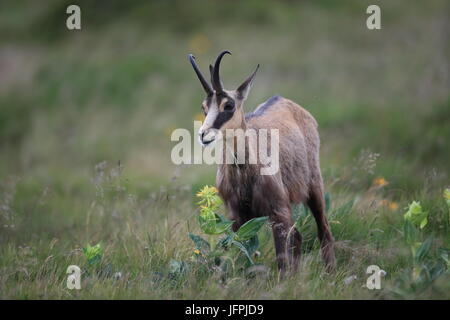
[199,128,215,145]
[199,130,206,141]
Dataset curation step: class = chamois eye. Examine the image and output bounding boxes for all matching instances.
[224,102,235,112]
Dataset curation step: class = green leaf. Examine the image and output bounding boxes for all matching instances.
[83,243,103,265]
[199,205,216,220]
[295,204,311,230]
[198,214,233,235]
[235,217,269,242]
[198,214,215,234]
[242,236,259,257]
[439,248,449,269]
[419,217,428,229]
[291,203,302,221]
[411,242,422,259]
[216,213,233,224]
[403,220,417,245]
[188,233,210,253]
[300,204,309,217]
[404,201,428,229]
[216,234,234,249]
[415,238,433,262]
[231,240,254,265]
[214,221,234,234]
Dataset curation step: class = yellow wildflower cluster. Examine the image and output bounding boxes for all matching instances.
[196,185,219,199]
[381,199,399,211]
[373,177,388,187]
[196,185,222,220]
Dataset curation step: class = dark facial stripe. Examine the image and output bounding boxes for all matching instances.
[212,111,234,129]
[205,93,229,111]
[215,92,228,106]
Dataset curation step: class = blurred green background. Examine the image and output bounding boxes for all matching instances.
[1,0,449,188]
[0,0,449,299]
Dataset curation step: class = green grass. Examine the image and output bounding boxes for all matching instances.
[0,0,449,299]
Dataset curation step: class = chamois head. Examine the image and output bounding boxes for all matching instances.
[189,51,259,146]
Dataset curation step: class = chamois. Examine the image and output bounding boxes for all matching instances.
[188,51,336,275]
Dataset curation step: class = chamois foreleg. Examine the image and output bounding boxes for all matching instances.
[271,206,302,277]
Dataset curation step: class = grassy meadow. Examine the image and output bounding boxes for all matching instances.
[0,0,449,299]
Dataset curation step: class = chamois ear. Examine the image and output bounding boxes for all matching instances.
[236,64,259,100]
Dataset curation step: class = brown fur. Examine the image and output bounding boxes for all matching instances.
[189,52,336,275]
[216,95,336,275]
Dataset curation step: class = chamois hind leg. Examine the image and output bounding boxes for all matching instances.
[307,182,336,272]
[271,206,302,277]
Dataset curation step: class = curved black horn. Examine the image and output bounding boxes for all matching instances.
[212,50,231,93]
[209,64,214,85]
[188,54,213,95]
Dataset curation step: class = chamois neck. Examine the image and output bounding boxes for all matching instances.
[237,106,247,130]
[220,113,259,170]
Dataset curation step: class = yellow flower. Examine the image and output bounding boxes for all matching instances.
[196,190,206,198]
[373,177,388,187]
[193,249,200,255]
[381,199,399,211]
[196,188,205,197]
[388,202,399,211]
[196,185,218,198]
